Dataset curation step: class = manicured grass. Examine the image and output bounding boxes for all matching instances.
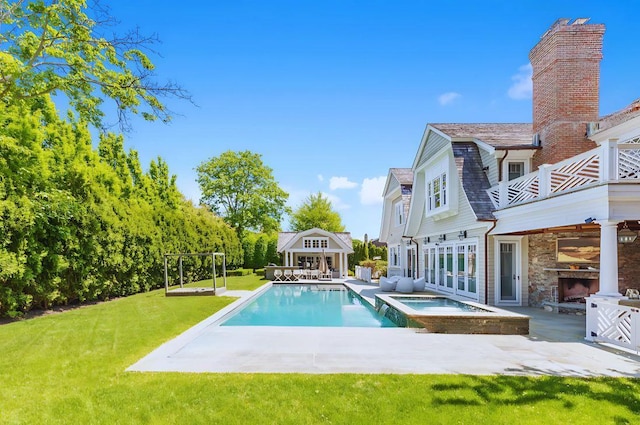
[1,279,639,424]
[174,273,267,291]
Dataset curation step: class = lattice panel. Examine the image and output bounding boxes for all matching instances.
[549,154,600,193]
[621,136,640,144]
[618,148,640,179]
[507,175,539,205]
[596,305,636,348]
[486,187,500,208]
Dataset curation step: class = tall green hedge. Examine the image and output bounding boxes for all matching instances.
[0,97,242,317]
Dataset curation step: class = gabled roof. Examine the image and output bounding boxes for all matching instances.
[379,168,413,242]
[277,228,354,253]
[430,123,534,149]
[452,143,495,221]
[390,168,413,185]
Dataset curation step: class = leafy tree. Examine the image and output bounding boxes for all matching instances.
[196,150,290,238]
[289,192,345,232]
[252,234,266,270]
[0,0,190,130]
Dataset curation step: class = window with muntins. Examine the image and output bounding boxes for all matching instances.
[427,172,447,212]
[394,201,404,227]
[303,237,329,249]
[508,162,525,180]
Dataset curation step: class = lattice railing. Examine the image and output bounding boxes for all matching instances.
[590,302,640,353]
[487,186,500,207]
[507,174,539,205]
[487,137,640,209]
[549,152,600,193]
[618,145,640,180]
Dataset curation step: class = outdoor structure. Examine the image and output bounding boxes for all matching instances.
[379,168,413,278]
[164,252,227,296]
[380,18,640,327]
[275,228,354,279]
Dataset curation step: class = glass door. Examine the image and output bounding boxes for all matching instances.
[498,241,519,303]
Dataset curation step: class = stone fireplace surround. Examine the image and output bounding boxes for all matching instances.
[527,231,640,308]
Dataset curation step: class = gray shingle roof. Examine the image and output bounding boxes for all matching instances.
[452,142,495,220]
[431,123,534,148]
[277,230,353,252]
[389,168,413,185]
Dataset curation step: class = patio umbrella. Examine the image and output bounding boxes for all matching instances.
[318,249,329,276]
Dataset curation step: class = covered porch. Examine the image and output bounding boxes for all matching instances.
[276,228,354,279]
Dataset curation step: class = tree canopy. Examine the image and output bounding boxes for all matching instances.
[196,150,290,237]
[0,96,241,318]
[289,192,345,233]
[0,0,190,130]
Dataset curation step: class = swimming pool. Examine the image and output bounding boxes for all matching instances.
[221,284,397,327]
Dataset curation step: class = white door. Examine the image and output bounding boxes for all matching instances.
[495,239,521,305]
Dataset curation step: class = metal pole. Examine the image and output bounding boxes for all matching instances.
[179,255,184,288]
[164,255,168,294]
[222,253,227,288]
[212,253,216,292]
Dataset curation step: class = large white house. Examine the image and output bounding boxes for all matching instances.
[380,18,640,314]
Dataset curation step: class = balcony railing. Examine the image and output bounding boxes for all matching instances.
[487,137,640,209]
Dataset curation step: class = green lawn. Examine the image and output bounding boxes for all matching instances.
[180,273,267,291]
[1,277,639,424]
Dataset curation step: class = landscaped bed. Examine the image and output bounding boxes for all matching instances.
[0,275,638,424]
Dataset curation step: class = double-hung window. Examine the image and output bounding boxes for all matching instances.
[389,245,400,267]
[394,201,404,227]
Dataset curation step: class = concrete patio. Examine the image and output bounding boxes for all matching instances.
[127,280,640,377]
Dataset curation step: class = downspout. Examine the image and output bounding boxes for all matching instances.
[498,149,510,182]
[484,220,497,305]
[410,237,419,279]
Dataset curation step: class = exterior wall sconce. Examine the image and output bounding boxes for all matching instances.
[438,234,446,243]
[458,230,467,240]
[618,222,638,244]
[423,237,430,244]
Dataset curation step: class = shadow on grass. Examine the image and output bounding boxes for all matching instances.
[431,374,640,417]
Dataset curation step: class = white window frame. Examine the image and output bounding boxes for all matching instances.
[389,245,401,267]
[303,237,329,249]
[393,200,404,227]
[422,153,456,219]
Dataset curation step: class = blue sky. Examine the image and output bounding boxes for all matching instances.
[100,0,640,240]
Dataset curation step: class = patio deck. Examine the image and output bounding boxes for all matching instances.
[127,279,640,376]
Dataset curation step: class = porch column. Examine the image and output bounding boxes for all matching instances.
[596,220,622,297]
[344,252,348,278]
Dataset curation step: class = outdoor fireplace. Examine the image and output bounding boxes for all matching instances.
[557,277,599,303]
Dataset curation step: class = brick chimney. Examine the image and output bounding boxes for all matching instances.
[530,18,605,168]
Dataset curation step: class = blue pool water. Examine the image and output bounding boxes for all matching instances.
[392,297,489,313]
[222,285,397,327]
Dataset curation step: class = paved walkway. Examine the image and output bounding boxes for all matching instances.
[127,281,640,377]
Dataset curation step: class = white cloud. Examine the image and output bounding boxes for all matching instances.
[438,92,461,106]
[507,63,533,100]
[329,176,358,190]
[317,192,350,211]
[317,174,324,182]
[359,176,386,205]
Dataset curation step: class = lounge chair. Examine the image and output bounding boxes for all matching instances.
[396,277,414,293]
[379,277,397,292]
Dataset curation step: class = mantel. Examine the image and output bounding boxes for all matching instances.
[543,268,599,273]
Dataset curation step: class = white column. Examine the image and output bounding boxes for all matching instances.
[596,220,622,297]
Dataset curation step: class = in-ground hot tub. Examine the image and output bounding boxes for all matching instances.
[375,294,529,335]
